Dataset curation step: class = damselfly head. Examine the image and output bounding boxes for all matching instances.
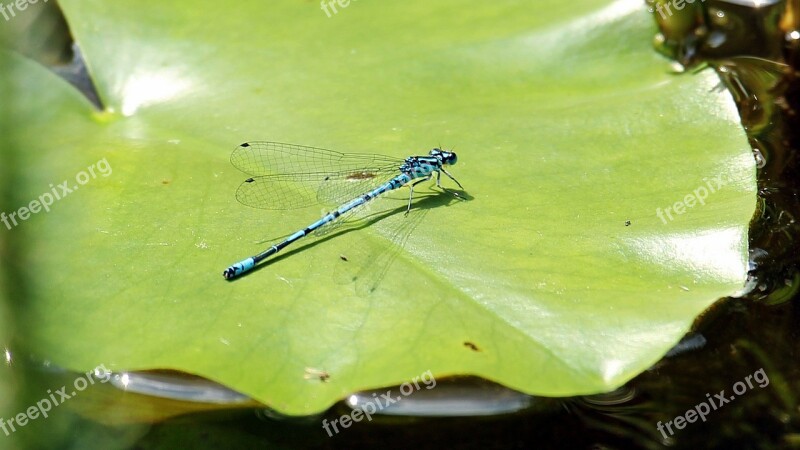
[430,148,458,166]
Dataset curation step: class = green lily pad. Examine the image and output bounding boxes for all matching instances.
[6,0,755,415]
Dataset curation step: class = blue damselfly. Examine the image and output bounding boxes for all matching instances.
[223,142,463,280]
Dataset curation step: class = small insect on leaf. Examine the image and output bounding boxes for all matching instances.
[346,171,378,180]
[304,367,330,382]
[463,341,480,352]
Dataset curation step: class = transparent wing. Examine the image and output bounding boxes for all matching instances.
[231,142,403,210]
[315,171,399,205]
[235,171,405,210]
[231,141,402,177]
[236,174,323,210]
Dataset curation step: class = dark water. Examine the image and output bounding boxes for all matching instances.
[5,1,800,449]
